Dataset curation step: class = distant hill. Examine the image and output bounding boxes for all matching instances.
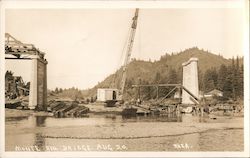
[156,47,230,71]
[82,47,242,99]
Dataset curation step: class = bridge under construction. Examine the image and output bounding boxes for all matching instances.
[5,33,48,110]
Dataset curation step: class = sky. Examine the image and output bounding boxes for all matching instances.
[5,8,245,90]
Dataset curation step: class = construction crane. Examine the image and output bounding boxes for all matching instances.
[98,8,139,107]
[118,8,139,100]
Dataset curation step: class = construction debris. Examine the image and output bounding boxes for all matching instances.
[5,71,29,100]
[48,100,89,118]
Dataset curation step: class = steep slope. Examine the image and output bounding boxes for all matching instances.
[85,47,233,98]
[156,47,230,71]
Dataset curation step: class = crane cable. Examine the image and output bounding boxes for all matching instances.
[109,11,135,89]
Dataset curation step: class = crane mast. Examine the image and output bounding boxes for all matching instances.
[119,8,139,100]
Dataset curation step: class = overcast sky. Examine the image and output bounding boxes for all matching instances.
[5,8,245,90]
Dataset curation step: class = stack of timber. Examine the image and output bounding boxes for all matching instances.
[5,99,21,109]
[49,100,89,118]
[5,96,30,109]
[132,103,181,116]
[122,106,138,116]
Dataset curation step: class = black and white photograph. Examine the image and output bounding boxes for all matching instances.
[0,0,249,157]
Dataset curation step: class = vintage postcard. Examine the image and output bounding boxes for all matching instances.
[0,0,249,157]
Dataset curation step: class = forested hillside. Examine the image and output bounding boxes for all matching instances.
[52,47,243,101]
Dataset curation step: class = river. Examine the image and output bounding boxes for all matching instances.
[5,113,244,152]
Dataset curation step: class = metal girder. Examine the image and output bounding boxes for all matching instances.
[158,86,178,103]
[5,33,45,59]
[132,83,199,104]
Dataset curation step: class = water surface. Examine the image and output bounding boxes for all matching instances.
[5,114,243,151]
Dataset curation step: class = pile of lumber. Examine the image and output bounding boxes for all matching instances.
[49,100,89,118]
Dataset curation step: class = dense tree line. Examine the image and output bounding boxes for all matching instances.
[124,66,182,100]
[124,56,243,101]
[49,47,243,103]
[51,87,85,100]
[50,87,97,103]
[201,57,243,100]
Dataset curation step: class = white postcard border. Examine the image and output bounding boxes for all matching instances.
[0,0,249,158]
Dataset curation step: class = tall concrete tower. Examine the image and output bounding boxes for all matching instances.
[182,57,199,104]
[29,55,48,110]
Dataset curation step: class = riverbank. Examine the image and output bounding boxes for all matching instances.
[5,108,53,118]
[5,103,244,118]
[85,104,123,114]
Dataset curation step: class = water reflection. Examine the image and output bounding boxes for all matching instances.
[34,133,45,151]
[105,114,117,120]
[5,116,29,122]
[35,116,47,127]
[122,113,182,122]
[5,113,243,151]
[35,117,47,151]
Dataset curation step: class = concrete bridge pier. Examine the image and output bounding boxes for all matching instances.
[5,33,48,111]
[28,56,48,110]
[28,57,38,110]
[182,57,199,105]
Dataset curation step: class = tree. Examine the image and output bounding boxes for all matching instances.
[168,68,177,84]
[198,68,204,91]
[217,64,228,91]
[126,77,134,89]
[55,87,59,94]
[90,97,94,103]
[86,98,90,103]
[74,90,82,101]
[176,66,182,84]
[210,68,218,87]
[223,66,234,99]
[154,72,161,84]
[139,80,154,100]
[231,57,243,100]
[203,68,218,92]
[238,64,244,98]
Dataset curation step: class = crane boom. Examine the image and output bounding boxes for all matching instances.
[119,8,139,99]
